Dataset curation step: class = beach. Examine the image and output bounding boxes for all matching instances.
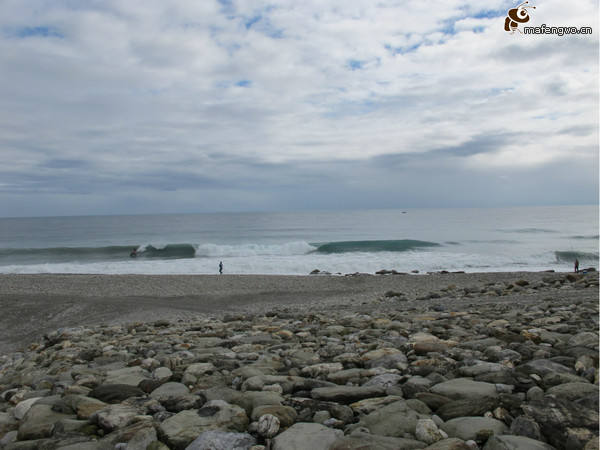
[0,271,589,356]
[0,270,598,449]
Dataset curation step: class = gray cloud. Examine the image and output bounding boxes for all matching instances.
[0,0,597,216]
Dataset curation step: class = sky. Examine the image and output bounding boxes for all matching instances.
[0,0,598,217]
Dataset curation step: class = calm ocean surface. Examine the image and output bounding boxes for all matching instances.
[0,206,597,275]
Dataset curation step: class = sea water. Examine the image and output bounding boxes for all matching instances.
[0,206,597,275]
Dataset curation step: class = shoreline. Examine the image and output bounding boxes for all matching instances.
[0,270,596,357]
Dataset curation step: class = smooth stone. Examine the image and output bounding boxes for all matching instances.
[330,431,427,449]
[415,418,446,444]
[14,397,42,420]
[362,348,408,369]
[436,397,498,422]
[545,382,599,402]
[158,402,248,450]
[17,404,76,441]
[354,400,429,437]
[515,359,575,377]
[88,384,145,403]
[568,332,599,348]
[234,391,284,416]
[241,375,304,394]
[441,417,509,441]
[423,438,473,449]
[149,382,190,402]
[414,342,449,356]
[311,385,386,404]
[430,379,499,400]
[483,435,556,450]
[509,416,544,441]
[362,373,403,389]
[250,405,298,427]
[90,404,140,432]
[185,430,257,450]
[271,422,343,450]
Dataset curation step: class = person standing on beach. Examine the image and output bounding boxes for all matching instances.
[219,261,223,274]
[574,259,579,273]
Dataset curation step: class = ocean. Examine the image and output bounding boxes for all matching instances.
[0,206,597,275]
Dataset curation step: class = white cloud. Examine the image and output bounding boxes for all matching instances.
[0,0,597,215]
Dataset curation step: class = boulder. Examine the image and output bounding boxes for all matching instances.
[483,435,556,449]
[17,404,76,441]
[430,379,499,400]
[272,422,343,450]
[185,430,256,450]
[441,417,509,441]
[355,400,429,437]
[311,385,386,404]
[330,431,427,449]
[158,401,248,450]
[88,384,145,403]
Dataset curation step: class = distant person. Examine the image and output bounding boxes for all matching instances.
[219,261,223,274]
[574,258,579,273]
[130,247,138,257]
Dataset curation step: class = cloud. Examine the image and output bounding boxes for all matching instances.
[0,0,597,216]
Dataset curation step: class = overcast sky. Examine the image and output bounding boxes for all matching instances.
[0,0,598,217]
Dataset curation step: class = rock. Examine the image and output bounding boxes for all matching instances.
[14,397,42,420]
[521,397,598,448]
[509,416,544,441]
[423,438,473,449]
[414,342,449,355]
[185,430,257,450]
[17,404,76,441]
[545,382,599,402]
[330,431,427,449]
[415,418,447,444]
[250,405,297,427]
[256,414,280,438]
[483,435,556,449]
[158,402,249,450]
[149,382,190,402]
[354,400,429,437]
[430,379,499,400]
[90,404,141,432]
[271,422,343,450]
[311,385,387,404]
[88,384,145,403]
[441,417,509,441]
[515,359,575,377]
[235,391,284,416]
[436,397,498,422]
[362,348,408,369]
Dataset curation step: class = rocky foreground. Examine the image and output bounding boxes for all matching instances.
[0,271,598,450]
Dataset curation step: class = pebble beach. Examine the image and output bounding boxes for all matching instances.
[0,270,598,449]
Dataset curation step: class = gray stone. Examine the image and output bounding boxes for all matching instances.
[88,384,145,403]
[483,435,556,450]
[235,391,284,416]
[329,431,427,449]
[272,422,343,450]
[90,404,140,432]
[422,438,472,449]
[510,416,543,441]
[158,402,249,450]
[311,385,386,404]
[515,359,575,377]
[545,382,599,402]
[17,404,76,441]
[441,417,509,441]
[430,379,499,400]
[436,397,498,422]
[149,382,190,402]
[185,430,257,450]
[355,400,429,437]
